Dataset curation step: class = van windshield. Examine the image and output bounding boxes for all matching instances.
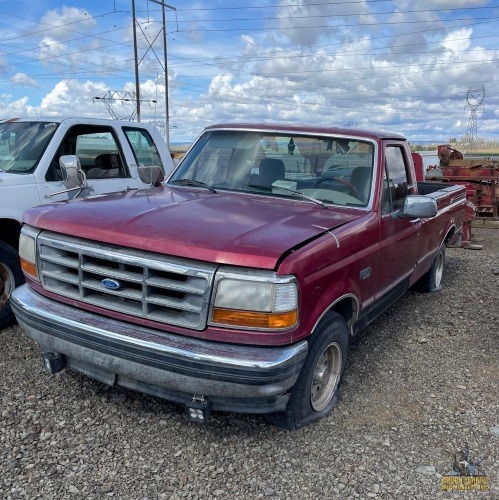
[169,130,375,207]
[0,121,59,174]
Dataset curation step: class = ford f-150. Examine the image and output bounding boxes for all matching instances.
[11,123,467,428]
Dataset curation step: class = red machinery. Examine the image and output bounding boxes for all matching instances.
[425,145,499,247]
[426,145,499,219]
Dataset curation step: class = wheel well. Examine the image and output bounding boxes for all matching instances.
[329,296,358,332]
[0,219,22,250]
[444,225,455,244]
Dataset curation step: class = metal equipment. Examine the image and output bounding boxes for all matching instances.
[426,145,499,219]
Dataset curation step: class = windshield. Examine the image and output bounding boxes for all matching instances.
[169,130,375,207]
[0,121,59,173]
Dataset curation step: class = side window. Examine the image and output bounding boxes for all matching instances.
[124,128,164,170]
[124,128,166,184]
[47,128,127,181]
[75,131,127,179]
[383,146,410,212]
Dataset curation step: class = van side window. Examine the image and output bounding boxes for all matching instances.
[383,146,410,212]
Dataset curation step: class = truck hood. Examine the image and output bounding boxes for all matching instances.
[24,186,363,269]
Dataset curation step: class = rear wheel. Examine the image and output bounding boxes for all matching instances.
[416,244,445,292]
[0,241,24,330]
[266,312,349,429]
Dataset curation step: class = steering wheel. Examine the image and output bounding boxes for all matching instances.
[313,176,360,198]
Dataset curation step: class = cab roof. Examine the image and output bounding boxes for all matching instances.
[204,122,407,142]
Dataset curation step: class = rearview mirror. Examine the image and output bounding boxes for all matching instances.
[400,195,437,219]
[60,155,87,190]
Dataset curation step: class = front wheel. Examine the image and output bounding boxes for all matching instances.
[266,312,349,429]
[0,241,25,330]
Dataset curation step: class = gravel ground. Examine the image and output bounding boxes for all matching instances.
[1,227,498,500]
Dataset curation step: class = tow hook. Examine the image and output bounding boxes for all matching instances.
[42,352,66,374]
[185,395,212,424]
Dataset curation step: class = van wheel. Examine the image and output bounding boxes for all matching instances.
[266,312,349,430]
[0,241,24,330]
[416,244,445,293]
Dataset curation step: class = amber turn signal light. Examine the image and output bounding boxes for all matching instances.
[20,257,38,279]
[212,308,297,329]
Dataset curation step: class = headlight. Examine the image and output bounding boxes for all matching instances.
[19,225,41,280]
[210,268,298,330]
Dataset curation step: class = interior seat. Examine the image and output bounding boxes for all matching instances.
[350,166,372,204]
[259,158,285,184]
[87,153,123,179]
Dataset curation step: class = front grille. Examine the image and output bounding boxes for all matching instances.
[37,232,217,330]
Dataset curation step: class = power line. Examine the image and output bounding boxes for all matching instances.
[173,1,491,12]
[168,16,499,33]
[170,7,499,24]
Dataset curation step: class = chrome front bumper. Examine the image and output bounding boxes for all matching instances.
[11,285,308,414]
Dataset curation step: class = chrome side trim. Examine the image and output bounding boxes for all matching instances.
[373,269,413,301]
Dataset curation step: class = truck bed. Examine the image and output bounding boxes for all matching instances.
[417,181,461,196]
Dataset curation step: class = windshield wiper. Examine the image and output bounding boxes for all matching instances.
[169,178,217,193]
[248,184,328,208]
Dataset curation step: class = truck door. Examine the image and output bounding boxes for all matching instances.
[376,143,420,300]
[122,127,170,183]
[38,126,139,202]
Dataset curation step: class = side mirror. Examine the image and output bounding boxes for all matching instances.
[400,195,437,219]
[60,155,87,190]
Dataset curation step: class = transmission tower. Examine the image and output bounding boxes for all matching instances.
[149,120,166,140]
[461,86,485,154]
[93,91,157,121]
[344,121,360,129]
[93,91,138,121]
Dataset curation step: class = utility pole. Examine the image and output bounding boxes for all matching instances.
[131,0,141,121]
[149,0,175,149]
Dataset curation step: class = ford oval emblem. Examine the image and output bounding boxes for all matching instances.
[101,278,121,290]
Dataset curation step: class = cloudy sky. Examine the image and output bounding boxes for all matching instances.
[0,0,498,145]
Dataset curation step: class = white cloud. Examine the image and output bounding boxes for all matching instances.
[38,37,70,69]
[39,7,97,42]
[0,95,30,118]
[38,80,110,117]
[276,0,374,46]
[441,28,473,52]
[10,73,39,88]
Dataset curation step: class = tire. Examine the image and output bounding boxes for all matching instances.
[0,241,25,330]
[266,312,349,430]
[415,244,445,293]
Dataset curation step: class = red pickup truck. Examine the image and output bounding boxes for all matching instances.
[11,124,467,429]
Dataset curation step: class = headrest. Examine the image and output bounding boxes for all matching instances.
[95,153,120,170]
[259,158,285,183]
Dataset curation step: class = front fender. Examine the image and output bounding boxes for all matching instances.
[279,214,378,343]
